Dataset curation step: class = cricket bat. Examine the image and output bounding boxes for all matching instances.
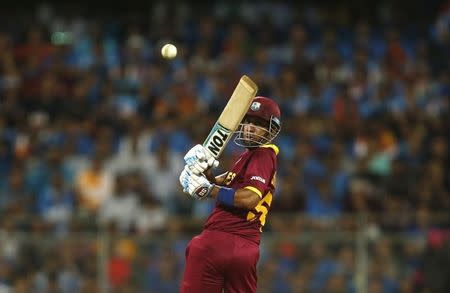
[203,75,258,158]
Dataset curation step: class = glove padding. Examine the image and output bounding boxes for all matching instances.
[179,165,214,200]
[184,144,219,175]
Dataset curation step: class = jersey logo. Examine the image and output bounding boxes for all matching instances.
[250,175,266,184]
[224,172,236,185]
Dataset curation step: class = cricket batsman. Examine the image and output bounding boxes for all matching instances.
[179,96,281,292]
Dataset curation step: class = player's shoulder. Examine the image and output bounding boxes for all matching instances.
[257,144,279,156]
[252,144,279,160]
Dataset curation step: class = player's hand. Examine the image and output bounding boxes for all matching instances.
[184,144,219,175]
[179,165,214,200]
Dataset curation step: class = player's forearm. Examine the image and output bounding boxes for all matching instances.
[209,186,259,210]
[205,170,227,185]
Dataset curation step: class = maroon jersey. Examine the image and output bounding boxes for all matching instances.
[204,144,278,244]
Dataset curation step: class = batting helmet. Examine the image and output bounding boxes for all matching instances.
[234,96,281,147]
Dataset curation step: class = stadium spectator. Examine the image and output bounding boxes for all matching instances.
[0,1,448,291]
[75,154,114,215]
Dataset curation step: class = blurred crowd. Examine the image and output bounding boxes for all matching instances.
[0,1,449,292]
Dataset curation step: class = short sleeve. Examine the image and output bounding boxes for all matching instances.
[242,148,277,197]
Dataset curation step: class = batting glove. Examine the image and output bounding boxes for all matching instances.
[184,144,219,175]
[179,165,214,200]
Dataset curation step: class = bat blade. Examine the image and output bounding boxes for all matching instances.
[203,75,258,158]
